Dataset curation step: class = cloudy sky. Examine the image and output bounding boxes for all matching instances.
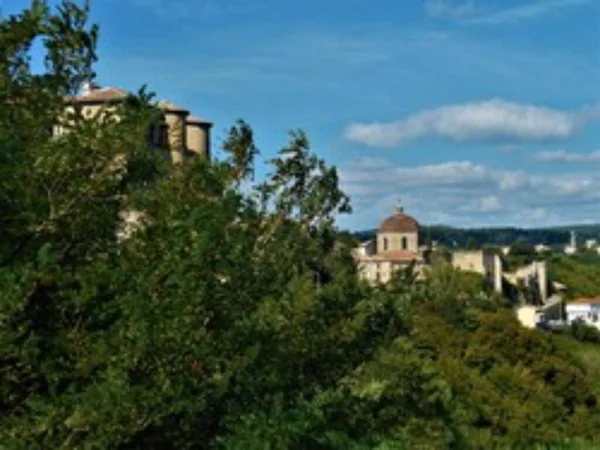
[5,0,600,230]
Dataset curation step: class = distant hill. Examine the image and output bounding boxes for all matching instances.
[352,224,600,248]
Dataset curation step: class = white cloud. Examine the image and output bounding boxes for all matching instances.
[340,158,600,228]
[342,159,488,186]
[464,0,595,25]
[477,195,502,212]
[498,172,530,190]
[344,99,586,148]
[534,149,600,162]
[426,0,595,25]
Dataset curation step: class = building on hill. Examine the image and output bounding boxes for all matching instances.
[564,230,577,255]
[353,206,552,303]
[451,250,503,293]
[353,205,426,283]
[535,244,551,253]
[57,82,213,163]
[353,205,502,291]
[566,297,600,329]
[504,261,548,304]
[57,82,213,241]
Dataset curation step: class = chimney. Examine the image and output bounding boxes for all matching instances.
[81,81,100,96]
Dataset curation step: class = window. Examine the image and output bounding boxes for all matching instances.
[149,121,169,148]
[402,236,408,250]
[383,237,388,251]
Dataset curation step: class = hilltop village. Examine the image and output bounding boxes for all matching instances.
[353,206,600,330]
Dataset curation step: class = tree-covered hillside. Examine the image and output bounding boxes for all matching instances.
[353,225,600,249]
[548,253,600,300]
[2,2,600,448]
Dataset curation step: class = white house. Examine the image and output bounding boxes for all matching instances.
[566,297,600,329]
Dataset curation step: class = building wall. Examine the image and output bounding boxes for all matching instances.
[354,240,376,257]
[483,252,503,293]
[451,251,502,293]
[516,306,541,329]
[163,112,188,164]
[357,260,423,284]
[377,231,418,253]
[451,250,485,274]
[566,304,600,329]
[504,261,548,303]
[53,104,119,136]
[55,103,201,165]
[186,123,211,158]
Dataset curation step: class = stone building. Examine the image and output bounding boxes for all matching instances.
[354,205,502,293]
[451,250,503,293]
[56,82,213,241]
[58,82,212,162]
[353,205,425,284]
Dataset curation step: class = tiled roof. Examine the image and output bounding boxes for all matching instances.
[356,250,421,263]
[379,209,419,233]
[65,87,129,104]
[570,297,600,305]
[157,100,189,114]
[187,114,213,126]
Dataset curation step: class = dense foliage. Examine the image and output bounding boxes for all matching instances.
[547,253,600,300]
[2,2,600,448]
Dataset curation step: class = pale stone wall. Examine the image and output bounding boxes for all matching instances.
[354,240,376,257]
[483,252,503,293]
[377,231,418,253]
[55,102,203,166]
[357,260,423,284]
[505,261,548,303]
[451,250,486,274]
[186,123,211,158]
[566,303,600,329]
[452,250,502,293]
[53,104,120,136]
[164,112,188,164]
[516,306,541,329]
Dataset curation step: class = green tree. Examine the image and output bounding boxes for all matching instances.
[2,3,600,449]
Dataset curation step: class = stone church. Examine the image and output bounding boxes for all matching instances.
[353,205,504,293]
[353,205,426,284]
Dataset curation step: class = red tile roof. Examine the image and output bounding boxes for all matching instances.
[157,100,189,114]
[379,208,419,233]
[65,87,129,104]
[570,297,600,305]
[356,250,421,263]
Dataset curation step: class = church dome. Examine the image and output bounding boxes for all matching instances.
[378,207,419,233]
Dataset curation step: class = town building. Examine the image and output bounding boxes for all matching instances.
[535,244,550,253]
[353,205,502,292]
[58,82,212,162]
[353,205,426,284]
[57,82,213,241]
[353,206,551,303]
[566,297,600,329]
[564,230,577,255]
[451,250,503,293]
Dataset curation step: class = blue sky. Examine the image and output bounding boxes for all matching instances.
[4,0,600,230]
